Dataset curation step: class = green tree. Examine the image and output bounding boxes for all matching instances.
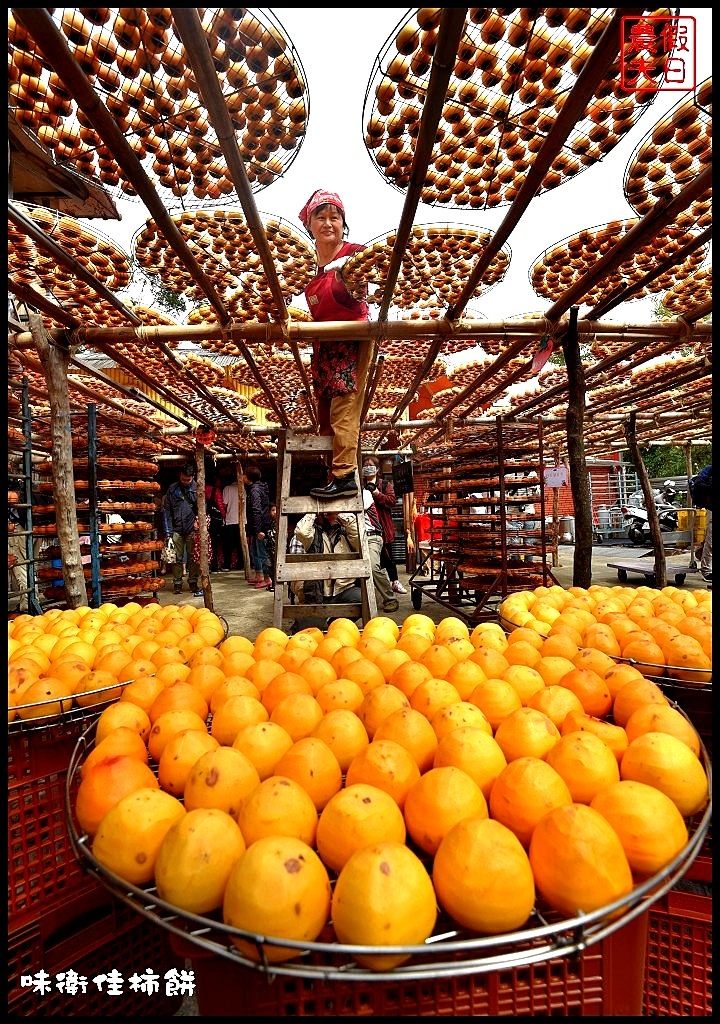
[622,444,712,480]
[620,303,711,476]
[149,275,187,316]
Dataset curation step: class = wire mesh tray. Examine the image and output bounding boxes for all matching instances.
[498,612,522,634]
[497,614,712,688]
[8,614,228,731]
[610,654,712,689]
[65,718,712,983]
[8,685,120,735]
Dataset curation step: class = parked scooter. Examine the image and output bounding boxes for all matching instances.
[621,482,679,545]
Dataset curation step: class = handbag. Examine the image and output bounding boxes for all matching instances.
[209,502,224,525]
[161,536,177,565]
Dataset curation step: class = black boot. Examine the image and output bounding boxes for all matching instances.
[309,472,358,499]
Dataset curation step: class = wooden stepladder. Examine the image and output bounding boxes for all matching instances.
[273,430,377,631]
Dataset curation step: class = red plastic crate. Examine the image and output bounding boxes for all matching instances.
[684,813,712,883]
[686,852,713,883]
[8,888,185,1017]
[8,709,97,786]
[661,678,712,759]
[643,883,712,1017]
[9,713,104,928]
[652,678,712,880]
[173,915,648,1016]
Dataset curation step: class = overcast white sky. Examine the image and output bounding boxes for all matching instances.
[107,7,712,326]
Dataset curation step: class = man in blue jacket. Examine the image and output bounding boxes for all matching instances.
[162,463,202,595]
[691,466,712,584]
[245,463,273,588]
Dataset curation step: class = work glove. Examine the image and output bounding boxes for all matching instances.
[324,255,351,275]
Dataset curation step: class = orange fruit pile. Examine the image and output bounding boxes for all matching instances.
[500,584,712,685]
[59,594,709,969]
[9,602,228,721]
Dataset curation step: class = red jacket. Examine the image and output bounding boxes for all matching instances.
[305,241,369,401]
[304,241,369,322]
[205,484,226,519]
[370,476,397,546]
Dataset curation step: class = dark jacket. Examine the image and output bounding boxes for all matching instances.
[368,476,397,546]
[690,466,712,510]
[162,480,198,536]
[248,479,272,534]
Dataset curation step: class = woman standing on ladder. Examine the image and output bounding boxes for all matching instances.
[299,189,370,500]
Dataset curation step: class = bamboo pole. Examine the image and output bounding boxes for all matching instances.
[446,8,645,322]
[12,317,708,351]
[28,313,88,608]
[171,7,316,426]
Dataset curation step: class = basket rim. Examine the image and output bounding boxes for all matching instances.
[498,614,712,688]
[64,717,712,983]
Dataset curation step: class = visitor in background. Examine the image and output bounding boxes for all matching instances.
[412,500,432,576]
[162,463,201,596]
[205,472,226,573]
[691,465,712,585]
[362,455,407,594]
[245,463,273,589]
[361,469,398,612]
[221,476,243,572]
[266,502,277,592]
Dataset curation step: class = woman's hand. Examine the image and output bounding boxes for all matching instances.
[324,255,351,283]
[324,255,351,274]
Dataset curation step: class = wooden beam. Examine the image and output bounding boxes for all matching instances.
[445,8,645,322]
[13,8,230,325]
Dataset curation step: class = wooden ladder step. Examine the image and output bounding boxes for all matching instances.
[284,432,334,452]
[287,601,366,620]
[273,429,377,631]
[282,494,364,516]
[277,555,372,584]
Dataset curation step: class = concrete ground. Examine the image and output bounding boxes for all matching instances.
[157,541,704,643]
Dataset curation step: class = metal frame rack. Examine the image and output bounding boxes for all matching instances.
[409,417,558,623]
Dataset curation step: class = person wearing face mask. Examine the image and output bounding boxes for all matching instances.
[362,456,407,595]
[298,189,371,500]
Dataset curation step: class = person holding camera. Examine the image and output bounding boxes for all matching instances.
[362,456,407,594]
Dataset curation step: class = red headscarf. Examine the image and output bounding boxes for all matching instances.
[298,189,345,229]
